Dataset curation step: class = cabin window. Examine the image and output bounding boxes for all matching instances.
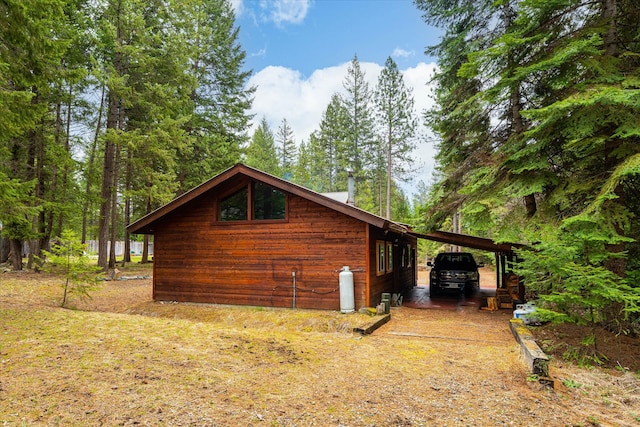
[407,245,413,268]
[220,187,248,221]
[376,241,385,276]
[386,242,394,273]
[253,182,286,220]
[401,246,406,268]
[219,182,287,222]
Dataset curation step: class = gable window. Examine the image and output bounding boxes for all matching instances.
[220,187,248,221]
[219,182,287,222]
[253,182,286,220]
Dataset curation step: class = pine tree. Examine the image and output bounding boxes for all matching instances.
[374,57,418,219]
[91,0,254,268]
[418,0,640,333]
[176,0,255,193]
[41,229,100,307]
[292,139,313,189]
[0,0,78,270]
[295,130,328,192]
[317,94,349,191]
[245,117,280,176]
[415,0,499,232]
[276,118,297,179]
[342,55,376,200]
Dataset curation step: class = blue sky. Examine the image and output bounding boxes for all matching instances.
[233,0,442,192]
[237,0,439,76]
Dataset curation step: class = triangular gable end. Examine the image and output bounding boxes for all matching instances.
[127,163,409,236]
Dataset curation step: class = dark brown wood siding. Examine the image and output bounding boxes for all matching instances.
[396,235,418,294]
[152,193,368,310]
[367,225,417,307]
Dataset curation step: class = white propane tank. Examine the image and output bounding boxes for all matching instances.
[339,266,355,313]
[513,302,539,325]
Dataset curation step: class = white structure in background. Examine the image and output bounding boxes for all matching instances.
[85,240,153,257]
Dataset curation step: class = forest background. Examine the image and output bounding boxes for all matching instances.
[1,0,639,334]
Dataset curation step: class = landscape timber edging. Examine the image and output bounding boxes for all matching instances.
[354,313,391,335]
[510,318,554,387]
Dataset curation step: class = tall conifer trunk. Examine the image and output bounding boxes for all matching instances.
[98,0,123,271]
[98,89,118,270]
[108,144,121,269]
[27,89,45,270]
[122,149,133,265]
[141,197,151,264]
[10,239,23,271]
[503,1,537,219]
[602,0,625,277]
[82,85,105,244]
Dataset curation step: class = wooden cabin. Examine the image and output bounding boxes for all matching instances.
[127,164,418,311]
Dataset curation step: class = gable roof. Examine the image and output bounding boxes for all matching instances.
[127,163,411,235]
[320,191,349,203]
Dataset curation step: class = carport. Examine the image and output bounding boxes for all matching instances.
[409,230,524,303]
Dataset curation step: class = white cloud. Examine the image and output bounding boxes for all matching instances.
[247,61,438,144]
[250,47,267,59]
[402,62,438,120]
[247,63,344,142]
[393,48,414,58]
[260,0,311,26]
[247,61,376,143]
[246,60,440,194]
[230,0,243,15]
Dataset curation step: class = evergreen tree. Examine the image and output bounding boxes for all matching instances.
[292,139,313,189]
[418,0,640,334]
[374,57,418,219]
[245,117,280,176]
[342,55,376,201]
[176,0,255,193]
[41,229,100,307]
[295,130,327,192]
[276,118,297,178]
[95,0,128,270]
[415,0,498,232]
[0,0,82,270]
[317,94,349,191]
[92,0,254,268]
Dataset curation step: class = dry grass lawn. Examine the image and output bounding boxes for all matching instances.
[1,265,639,426]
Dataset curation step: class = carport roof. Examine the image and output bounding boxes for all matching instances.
[410,230,521,253]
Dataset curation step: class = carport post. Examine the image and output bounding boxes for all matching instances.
[496,252,507,289]
[495,253,501,289]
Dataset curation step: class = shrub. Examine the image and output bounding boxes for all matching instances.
[41,230,101,307]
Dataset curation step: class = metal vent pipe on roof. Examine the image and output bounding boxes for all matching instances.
[347,170,355,206]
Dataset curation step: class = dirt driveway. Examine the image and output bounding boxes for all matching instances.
[366,304,637,426]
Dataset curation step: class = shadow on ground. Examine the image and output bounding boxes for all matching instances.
[402,285,495,310]
[405,267,497,310]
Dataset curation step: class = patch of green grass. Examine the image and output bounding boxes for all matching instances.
[526,374,538,382]
[587,415,601,426]
[563,378,583,389]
